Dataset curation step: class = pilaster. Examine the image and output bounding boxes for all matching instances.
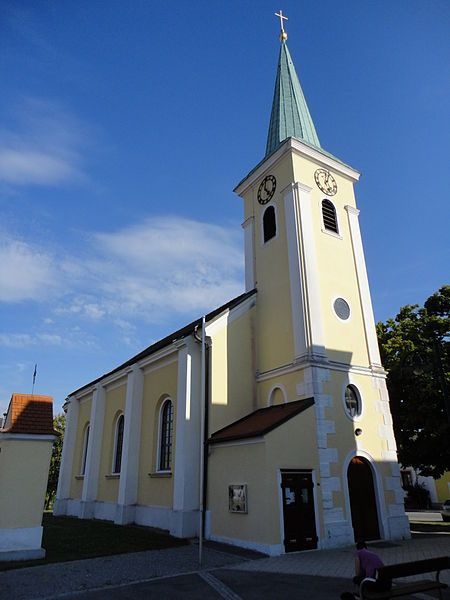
[172,336,201,537]
[284,184,307,358]
[345,205,382,368]
[54,397,80,515]
[242,216,255,292]
[115,365,144,524]
[80,384,106,519]
[294,182,327,360]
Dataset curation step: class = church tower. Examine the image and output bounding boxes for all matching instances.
[232,14,410,548]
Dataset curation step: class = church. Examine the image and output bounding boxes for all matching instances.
[55,16,411,555]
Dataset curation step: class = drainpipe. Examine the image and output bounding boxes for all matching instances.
[198,316,206,565]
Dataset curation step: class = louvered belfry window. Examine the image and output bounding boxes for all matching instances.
[322,199,338,233]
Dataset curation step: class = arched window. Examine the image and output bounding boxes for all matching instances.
[263,205,276,243]
[80,423,90,476]
[112,414,124,474]
[322,199,338,233]
[345,385,361,418]
[159,399,173,472]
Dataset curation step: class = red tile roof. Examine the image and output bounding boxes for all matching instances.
[2,394,57,435]
[209,397,314,444]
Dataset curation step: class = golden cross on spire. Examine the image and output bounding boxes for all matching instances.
[275,9,288,41]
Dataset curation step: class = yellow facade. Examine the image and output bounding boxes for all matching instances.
[97,382,126,503]
[209,406,318,547]
[435,472,450,502]
[0,439,53,529]
[137,360,177,507]
[208,307,256,432]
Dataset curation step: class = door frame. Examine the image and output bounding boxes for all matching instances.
[277,469,321,552]
[343,450,387,540]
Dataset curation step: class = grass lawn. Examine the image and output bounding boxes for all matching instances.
[0,512,187,571]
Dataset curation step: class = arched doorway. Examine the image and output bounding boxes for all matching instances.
[347,456,380,541]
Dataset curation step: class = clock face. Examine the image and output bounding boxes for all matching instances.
[257,175,277,205]
[314,169,337,196]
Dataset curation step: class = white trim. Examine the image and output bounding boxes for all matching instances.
[234,137,360,197]
[345,205,382,367]
[81,384,105,514]
[242,216,255,291]
[55,397,80,502]
[294,182,327,360]
[341,381,364,423]
[331,295,352,323]
[0,433,56,441]
[260,203,279,246]
[73,388,95,401]
[101,369,131,392]
[78,394,92,404]
[104,376,128,392]
[342,450,387,540]
[267,384,288,406]
[116,365,144,522]
[207,533,281,556]
[0,525,44,556]
[137,343,179,370]
[256,357,385,383]
[173,338,201,523]
[142,355,177,375]
[205,293,256,338]
[210,436,265,449]
[94,500,116,521]
[134,504,173,531]
[284,183,307,358]
[321,228,343,240]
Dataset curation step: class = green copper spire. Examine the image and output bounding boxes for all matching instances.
[265,38,321,157]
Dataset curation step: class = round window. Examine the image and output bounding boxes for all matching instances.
[334,297,350,320]
[345,385,360,418]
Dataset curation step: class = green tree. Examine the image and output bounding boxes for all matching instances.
[377,285,450,478]
[45,412,65,510]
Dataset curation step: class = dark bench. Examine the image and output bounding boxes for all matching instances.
[360,555,450,599]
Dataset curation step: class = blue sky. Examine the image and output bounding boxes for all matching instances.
[1,1,449,415]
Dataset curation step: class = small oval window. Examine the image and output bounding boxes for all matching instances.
[334,297,350,320]
[345,385,361,418]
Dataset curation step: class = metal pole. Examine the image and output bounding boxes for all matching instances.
[198,316,206,565]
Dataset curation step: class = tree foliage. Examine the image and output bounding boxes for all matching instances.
[45,412,66,510]
[377,285,450,478]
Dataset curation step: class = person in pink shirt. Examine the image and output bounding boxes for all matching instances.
[341,541,391,600]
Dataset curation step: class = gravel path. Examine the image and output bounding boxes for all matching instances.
[0,544,244,600]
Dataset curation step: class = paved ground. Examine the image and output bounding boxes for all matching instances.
[1,534,449,600]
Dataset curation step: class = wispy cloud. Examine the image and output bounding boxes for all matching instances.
[0,98,87,186]
[0,332,63,348]
[0,237,59,302]
[1,216,245,329]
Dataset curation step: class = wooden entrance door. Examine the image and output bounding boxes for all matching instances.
[281,471,318,552]
[347,456,380,541]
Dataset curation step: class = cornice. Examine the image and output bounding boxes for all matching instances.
[234,138,360,197]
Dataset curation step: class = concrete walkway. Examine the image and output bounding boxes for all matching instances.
[1,535,449,600]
